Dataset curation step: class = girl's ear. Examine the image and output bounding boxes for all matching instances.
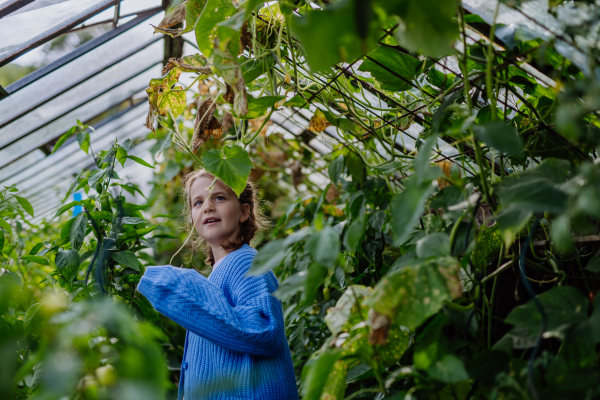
[240,203,250,223]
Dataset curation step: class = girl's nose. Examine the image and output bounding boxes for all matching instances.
[203,200,215,212]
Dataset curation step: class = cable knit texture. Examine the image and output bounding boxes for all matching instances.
[137,245,299,400]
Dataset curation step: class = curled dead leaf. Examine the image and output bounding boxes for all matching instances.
[309,109,331,133]
[192,98,223,153]
[325,185,339,203]
[198,80,210,96]
[221,112,235,133]
[240,20,252,54]
[368,309,391,346]
[291,161,304,189]
[249,117,271,137]
[436,160,460,189]
[223,84,235,104]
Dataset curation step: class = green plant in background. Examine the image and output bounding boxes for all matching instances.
[4,0,600,399]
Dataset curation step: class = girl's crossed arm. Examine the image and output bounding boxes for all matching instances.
[137,265,284,357]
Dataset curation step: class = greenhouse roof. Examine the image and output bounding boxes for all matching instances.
[0,0,167,221]
[0,0,584,222]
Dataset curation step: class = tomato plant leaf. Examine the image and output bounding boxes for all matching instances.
[13,195,34,217]
[306,225,340,268]
[112,250,140,271]
[69,212,87,252]
[248,239,287,276]
[55,250,81,283]
[126,155,155,169]
[21,255,49,265]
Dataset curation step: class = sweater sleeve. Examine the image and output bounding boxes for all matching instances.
[137,265,285,357]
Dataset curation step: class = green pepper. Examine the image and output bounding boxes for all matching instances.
[99,193,111,212]
[323,286,330,301]
[95,182,103,194]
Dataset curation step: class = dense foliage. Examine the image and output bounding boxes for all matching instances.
[2,0,600,399]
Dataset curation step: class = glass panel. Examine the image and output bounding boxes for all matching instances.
[3,104,146,188]
[0,149,45,183]
[119,0,162,17]
[0,39,162,146]
[0,0,117,64]
[0,13,163,128]
[0,62,162,168]
[11,107,149,194]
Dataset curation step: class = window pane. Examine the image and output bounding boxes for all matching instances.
[0,0,117,64]
[8,105,149,194]
[0,12,163,127]
[0,62,161,168]
[0,39,162,149]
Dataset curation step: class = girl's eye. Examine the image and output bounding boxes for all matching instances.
[215,196,225,201]
[194,200,203,206]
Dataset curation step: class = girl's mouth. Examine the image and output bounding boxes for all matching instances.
[204,218,221,225]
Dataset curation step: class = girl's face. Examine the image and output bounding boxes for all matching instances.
[190,177,250,247]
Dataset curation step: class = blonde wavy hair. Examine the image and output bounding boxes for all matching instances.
[181,169,269,266]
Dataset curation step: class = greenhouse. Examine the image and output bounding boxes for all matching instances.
[1,0,600,399]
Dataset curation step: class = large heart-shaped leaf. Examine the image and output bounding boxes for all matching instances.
[201,145,254,196]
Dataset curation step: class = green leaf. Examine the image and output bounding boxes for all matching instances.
[390,178,436,246]
[290,0,379,72]
[496,205,532,247]
[473,121,524,157]
[358,45,421,91]
[76,131,91,154]
[428,354,470,383]
[87,169,107,188]
[146,67,187,120]
[343,215,366,252]
[126,155,155,169]
[23,302,43,335]
[69,212,87,251]
[241,54,276,83]
[55,250,81,283]
[471,226,503,270]
[0,218,12,235]
[585,250,600,273]
[328,154,345,184]
[0,230,4,254]
[14,195,34,217]
[301,351,343,400]
[467,350,510,385]
[414,314,469,383]
[116,146,128,167]
[365,256,462,330]
[21,255,49,265]
[284,94,309,109]
[54,201,82,218]
[118,225,159,243]
[505,286,589,342]
[194,0,238,57]
[233,95,284,120]
[306,225,340,268]
[495,158,570,213]
[387,0,459,57]
[111,250,140,271]
[416,233,451,259]
[201,144,254,196]
[248,239,287,275]
[121,217,146,225]
[52,125,77,153]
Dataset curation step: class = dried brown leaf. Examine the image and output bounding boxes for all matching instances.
[368,309,391,345]
[223,84,235,104]
[192,98,223,153]
[291,161,304,189]
[325,185,339,203]
[309,109,331,132]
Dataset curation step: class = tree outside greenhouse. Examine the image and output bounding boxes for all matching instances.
[1,0,600,399]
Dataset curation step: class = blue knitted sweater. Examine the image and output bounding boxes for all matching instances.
[137,244,299,400]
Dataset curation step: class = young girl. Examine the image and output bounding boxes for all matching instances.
[137,170,299,400]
